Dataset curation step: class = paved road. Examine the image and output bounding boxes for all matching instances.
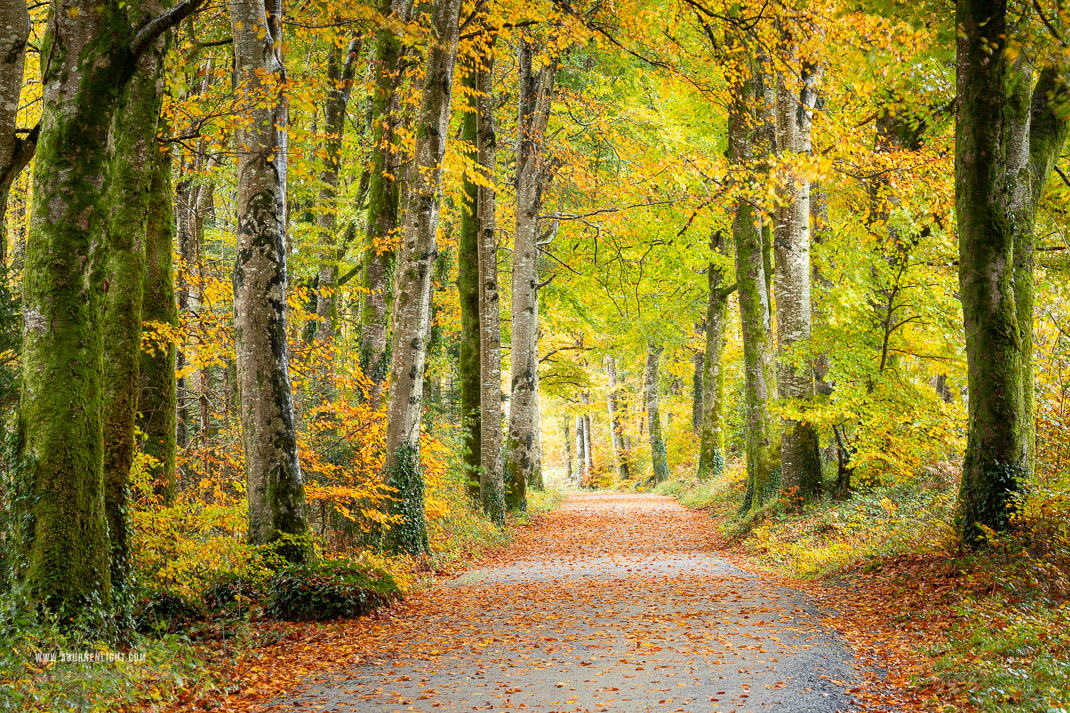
[272,494,864,713]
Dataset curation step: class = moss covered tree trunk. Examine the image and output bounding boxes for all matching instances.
[475,29,505,524]
[360,0,409,402]
[606,355,630,480]
[773,59,822,501]
[18,0,195,614]
[644,343,669,483]
[506,39,556,510]
[955,0,1069,544]
[101,20,169,596]
[698,232,732,481]
[458,62,482,502]
[728,38,781,513]
[230,0,308,560]
[382,0,463,554]
[138,140,178,505]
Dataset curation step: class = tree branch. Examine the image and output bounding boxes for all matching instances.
[131,0,206,59]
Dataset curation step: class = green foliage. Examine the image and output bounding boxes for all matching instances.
[133,588,204,635]
[201,572,265,616]
[264,560,400,622]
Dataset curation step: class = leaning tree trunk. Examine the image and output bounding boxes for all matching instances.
[645,343,669,483]
[231,0,309,561]
[458,58,482,501]
[475,24,504,525]
[506,40,556,510]
[0,0,33,247]
[360,0,409,401]
[314,37,361,399]
[697,232,733,480]
[955,0,1069,545]
[606,355,630,480]
[138,139,179,506]
[729,37,780,513]
[773,59,822,500]
[101,21,169,597]
[382,0,463,554]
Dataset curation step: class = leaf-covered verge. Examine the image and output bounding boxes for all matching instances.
[0,447,566,713]
[656,459,1070,713]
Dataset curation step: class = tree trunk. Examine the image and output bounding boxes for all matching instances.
[506,40,556,510]
[360,0,409,401]
[101,22,169,596]
[382,0,463,554]
[698,232,732,480]
[728,38,780,513]
[315,37,361,399]
[138,140,179,506]
[811,182,832,397]
[691,330,703,435]
[476,32,505,525]
[955,0,1069,544]
[773,59,822,500]
[0,0,33,245]
[581,391,594,482]
[458,58,482,501]
[17,0,185,614]
[606,355,630,480]
[231,0,309,561]
[575,414,586,486]
[530,295,545,491]
[645,343,669,483]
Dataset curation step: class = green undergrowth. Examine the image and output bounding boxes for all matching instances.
[660,462,1070,713]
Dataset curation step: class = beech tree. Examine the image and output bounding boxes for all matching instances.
[382,0,464,553]
[955,0,1069,544]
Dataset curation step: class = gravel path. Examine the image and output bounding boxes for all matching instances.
[271,493,864,713]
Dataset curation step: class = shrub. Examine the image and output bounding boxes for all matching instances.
[201,571,265,614]
[264,560,401,622]
[133,588,204,634]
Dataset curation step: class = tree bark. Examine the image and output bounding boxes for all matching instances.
[698,232,732,480]
[382,0,463,554]
[728,37,781,513]
[645,343,669,483]
[18,0,166,614]
[564,420,573,484]
[138,140,179,506]
[101,16,169,596]
[475,26,504,524]
[955,0,1069,544]
[691,329,703,435]
[0,0,33,249]
[606,355,630,480]
[314,37,361,399]
[360,0,409,401]
[230,0,309,561]
[773,58,822,500]
[575,414,587,486]
[506,39,556,510]
[458,56,482,501]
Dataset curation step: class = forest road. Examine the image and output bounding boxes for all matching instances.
[271,493,867,713]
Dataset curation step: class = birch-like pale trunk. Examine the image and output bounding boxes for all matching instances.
[475,30,505,525]
[564,420,573,484]
[581,391,594,480]
[728,35,781,513]
[773,59,822,500]
[575,414,587,486]
[231,0,308,560]
[506,41,556,510]
[698,232,733,480]
[645,343,669,483]
[361,0,409,401]
[606,355,631,480]
[382,0,463,554]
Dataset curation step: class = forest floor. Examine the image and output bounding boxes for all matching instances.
[196,493,960,713]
